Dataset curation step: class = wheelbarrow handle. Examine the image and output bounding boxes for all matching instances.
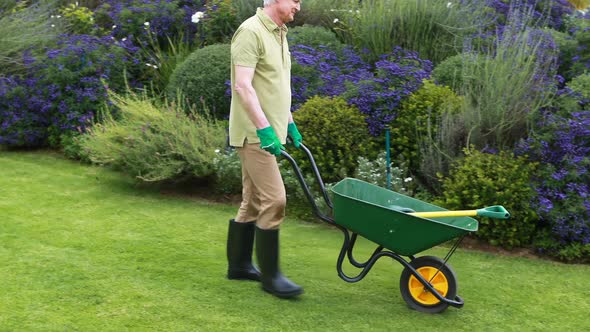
[280,143,335,224]
[408,205,510,219]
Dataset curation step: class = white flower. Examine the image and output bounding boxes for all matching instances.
[56,15,62,18]
[112,25,117,29]
[404,177,413,183]
[215,149,221,153]
[333,18,339,24]
[447,2,453,8]
[144,21,150,27]
[121,37,127,42]
[51,24,55,28]
[192,11,205,24]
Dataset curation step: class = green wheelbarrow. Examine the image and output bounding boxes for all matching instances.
[281,143,510,314]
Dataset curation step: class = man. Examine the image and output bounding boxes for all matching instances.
[225,0,304,299]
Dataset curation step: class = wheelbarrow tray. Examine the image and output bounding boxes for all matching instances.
[331,178,478,256]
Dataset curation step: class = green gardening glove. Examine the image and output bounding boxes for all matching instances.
[287,122,303,148]
[256,126,284,156]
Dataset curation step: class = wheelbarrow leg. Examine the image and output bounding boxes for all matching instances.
[255,226,303,298]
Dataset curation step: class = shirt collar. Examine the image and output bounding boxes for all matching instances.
[256,7,288,33]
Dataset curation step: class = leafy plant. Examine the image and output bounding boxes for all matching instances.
[291,96,378,183]
[81,90,226,183]
[59,2,95,35]
[196,0,239,46]
[436,149,539,249]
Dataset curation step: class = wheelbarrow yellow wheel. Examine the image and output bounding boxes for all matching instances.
[399,256,458,314]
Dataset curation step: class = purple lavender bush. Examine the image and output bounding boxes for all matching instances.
[291,45,431,136]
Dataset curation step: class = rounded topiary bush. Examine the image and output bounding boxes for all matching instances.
[292,96,378,183]
[436,150,540,249]
[167,43,231,119]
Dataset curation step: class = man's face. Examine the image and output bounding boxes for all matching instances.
[276,0,301,24]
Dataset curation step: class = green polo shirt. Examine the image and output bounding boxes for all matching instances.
[228,8,292,147]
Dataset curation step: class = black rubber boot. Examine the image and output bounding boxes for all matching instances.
[227,219,261,281]
[255,226,303,298]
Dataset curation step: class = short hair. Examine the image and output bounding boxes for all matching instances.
[263,0,277,6]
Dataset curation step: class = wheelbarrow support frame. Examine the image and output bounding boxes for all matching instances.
[280,144,465,309]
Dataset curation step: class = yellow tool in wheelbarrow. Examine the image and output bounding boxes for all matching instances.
[408,205,511,219]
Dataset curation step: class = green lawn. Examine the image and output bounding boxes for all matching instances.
[1,151,588,331]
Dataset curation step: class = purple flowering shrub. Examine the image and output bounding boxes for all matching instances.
[0,34,137,148]
[484,0,574,31]
[519,108,590,261]
[564,11,590,79]
[291,45,431,135]
[94,0,204,45]
[0,76,47,147]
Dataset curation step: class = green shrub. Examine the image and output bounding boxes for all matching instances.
[431,54,464,92]
[568,72,590,100]
[81,90,226,183]
[212,148,242,195]
[391,80,463,175]
[59,2,96,35]
[288,24,344,50]
[553,73,590,114]
[290,0,345,27]
[436,149,540,249]
[198,0,239,46]
[543,28,579,82]
[292,96,378,183]
[564,13,590,78]
[167,43,231,119]
[232,0,258,23]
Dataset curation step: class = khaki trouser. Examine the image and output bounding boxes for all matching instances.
[235,142,286,230]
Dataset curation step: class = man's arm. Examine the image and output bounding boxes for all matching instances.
[233,65,269,129]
